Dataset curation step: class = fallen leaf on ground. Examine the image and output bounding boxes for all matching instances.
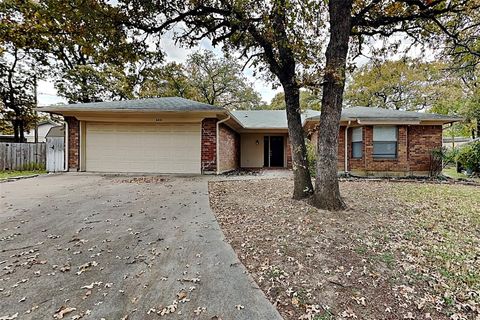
[53,306,76,319]
[0,313,18,320]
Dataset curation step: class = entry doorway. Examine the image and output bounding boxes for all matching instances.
[264,136,285,167]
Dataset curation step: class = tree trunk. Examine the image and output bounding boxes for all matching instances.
[19,120,25,142]
[13,120,20,142]
[311,0,353,211]
[283,81,314,199]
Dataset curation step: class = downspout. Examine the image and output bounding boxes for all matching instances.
[216,114,231,175]
[450,123,455,149]
[406,125,409,173]
[64,120,69,172]
[344,121,351,174]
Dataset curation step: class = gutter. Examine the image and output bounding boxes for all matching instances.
[357,119,420,125]
[344,120,351,174]
[216,115,231,175]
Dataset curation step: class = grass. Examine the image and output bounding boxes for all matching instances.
[443,166,480,183]
[394,183,480,296]
[0,170,46,179]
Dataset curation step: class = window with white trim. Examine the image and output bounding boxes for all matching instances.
[351,127,363,158]
[373,126,397,159]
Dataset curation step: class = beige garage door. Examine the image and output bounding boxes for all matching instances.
[85,122,201,173]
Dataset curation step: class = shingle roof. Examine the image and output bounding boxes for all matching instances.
[340,106,462,121]
[38,97,224,112]
[37,119,60,126]
[306,106,462,123]
[231,107,461,129]
[45,126,65,138]
[230,109,320,129]
[39,96,462,128]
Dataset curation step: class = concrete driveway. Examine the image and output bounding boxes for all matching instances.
[0,174,282,320]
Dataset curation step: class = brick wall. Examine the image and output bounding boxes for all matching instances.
[408,125,443,172]
[332,124,442,176]
[364,125,409,173]
[218,124,240,172]
[201,118,217,172]
[286,139,292,169]
[347,126,366,171]
[65,116,79,171]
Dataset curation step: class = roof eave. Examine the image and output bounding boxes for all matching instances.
[36,107,225,113]
[422,117,464,124]
[304,116,464,125]
[356,118,421,125]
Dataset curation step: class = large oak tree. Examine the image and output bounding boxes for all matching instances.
[313,0,478,210]
[116,0,325,199]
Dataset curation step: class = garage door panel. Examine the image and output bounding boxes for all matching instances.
[86,123,201,173]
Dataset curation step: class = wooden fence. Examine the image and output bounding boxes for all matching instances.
[0,142,46,171]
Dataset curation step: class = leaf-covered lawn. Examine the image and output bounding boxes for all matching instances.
[0,170,46,179]
[209,179,480,320]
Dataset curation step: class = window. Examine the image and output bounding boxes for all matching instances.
[351,127,363,158]
[373,126,397,159]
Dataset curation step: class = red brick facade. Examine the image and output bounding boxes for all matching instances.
[201,118,217,173]
[408,125,443,172]
[65,116,79,171]
[218,124,240,172]
[286,139,292,169]
[63,115,441,176]
[336,125,443,176]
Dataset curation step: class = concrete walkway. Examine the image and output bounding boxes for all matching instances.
[0,174,282,319]
[213,169,293,181]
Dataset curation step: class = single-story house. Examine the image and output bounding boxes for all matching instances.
[38,97,461,176]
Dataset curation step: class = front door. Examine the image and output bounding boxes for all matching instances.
[263,136,284,167]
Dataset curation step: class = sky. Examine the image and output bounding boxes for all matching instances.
[36,32,282,107]
[36,30,429,107]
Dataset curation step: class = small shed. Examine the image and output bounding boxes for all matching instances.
[46,126,65,172]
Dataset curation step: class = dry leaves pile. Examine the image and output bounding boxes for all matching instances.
[209,179,480,320]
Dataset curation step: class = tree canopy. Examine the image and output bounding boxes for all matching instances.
[346,57,479,138]
[0,44,40,141]
[346,58,461,111]
[140,51,262,110]
[267,90,321,110]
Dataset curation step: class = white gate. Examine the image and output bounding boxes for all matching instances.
[46,137,65,172]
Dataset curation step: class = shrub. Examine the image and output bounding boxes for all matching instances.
[443,147,459,166]
[430,147,458,177]
[457,141,480,174]
[429,148,445,177]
